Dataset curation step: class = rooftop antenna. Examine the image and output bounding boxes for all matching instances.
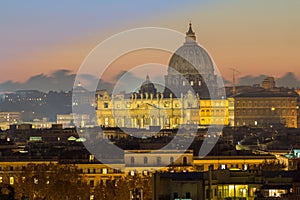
[229,68,240,94]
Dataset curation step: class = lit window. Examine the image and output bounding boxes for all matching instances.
[102,168,107,174]
[221,164,226,170]
[190,81,194,86]
[0,177,2,183]
[9,177,14,185]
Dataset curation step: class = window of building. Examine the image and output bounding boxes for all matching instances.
[130,157,135,165]
[170,157,174,164]
[104,102,108,108]
[144,157,148,164]
[157,157,161,165]
[173,192,178,199]
[90,180,94,188]
[10,177,14,185]
[206,189,211,199]
[186,192,191,198]
[183,157,188,165]
[295,187,300,196]
[0,177,2,183]
[220,164,226,170]
[102,168,107,174]
[104,117,109,126]
[190,81,194,86]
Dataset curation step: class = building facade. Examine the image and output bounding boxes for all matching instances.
[229,91,298,128]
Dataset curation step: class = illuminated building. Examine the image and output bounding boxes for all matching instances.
[153,170,295,200]
[57,113,91,128]
[0,112,21,130]
[229,90,298,128]
[96,23,228,129]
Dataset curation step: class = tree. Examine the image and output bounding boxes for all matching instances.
[12,163,90,200]
[94,174,152,200]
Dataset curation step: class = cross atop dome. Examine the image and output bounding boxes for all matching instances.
[185,21,196,43]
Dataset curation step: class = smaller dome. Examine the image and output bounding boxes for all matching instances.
[139,75,157,96]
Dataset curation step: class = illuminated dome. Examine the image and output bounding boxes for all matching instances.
[168,23,214,78]
[164,23,217,98]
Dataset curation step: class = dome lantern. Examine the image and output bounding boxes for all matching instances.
[185,22,196,43]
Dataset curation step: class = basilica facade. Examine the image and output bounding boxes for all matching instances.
[96,23,228,129]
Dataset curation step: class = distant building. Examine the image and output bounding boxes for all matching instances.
[0,112,21,123]
[262,76,275,89]
[229,90,298,128]
[25,118,55,129]
[57,113,91,128]
[0,112,21,130]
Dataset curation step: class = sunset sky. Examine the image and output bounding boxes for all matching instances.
[1,0,300,84]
